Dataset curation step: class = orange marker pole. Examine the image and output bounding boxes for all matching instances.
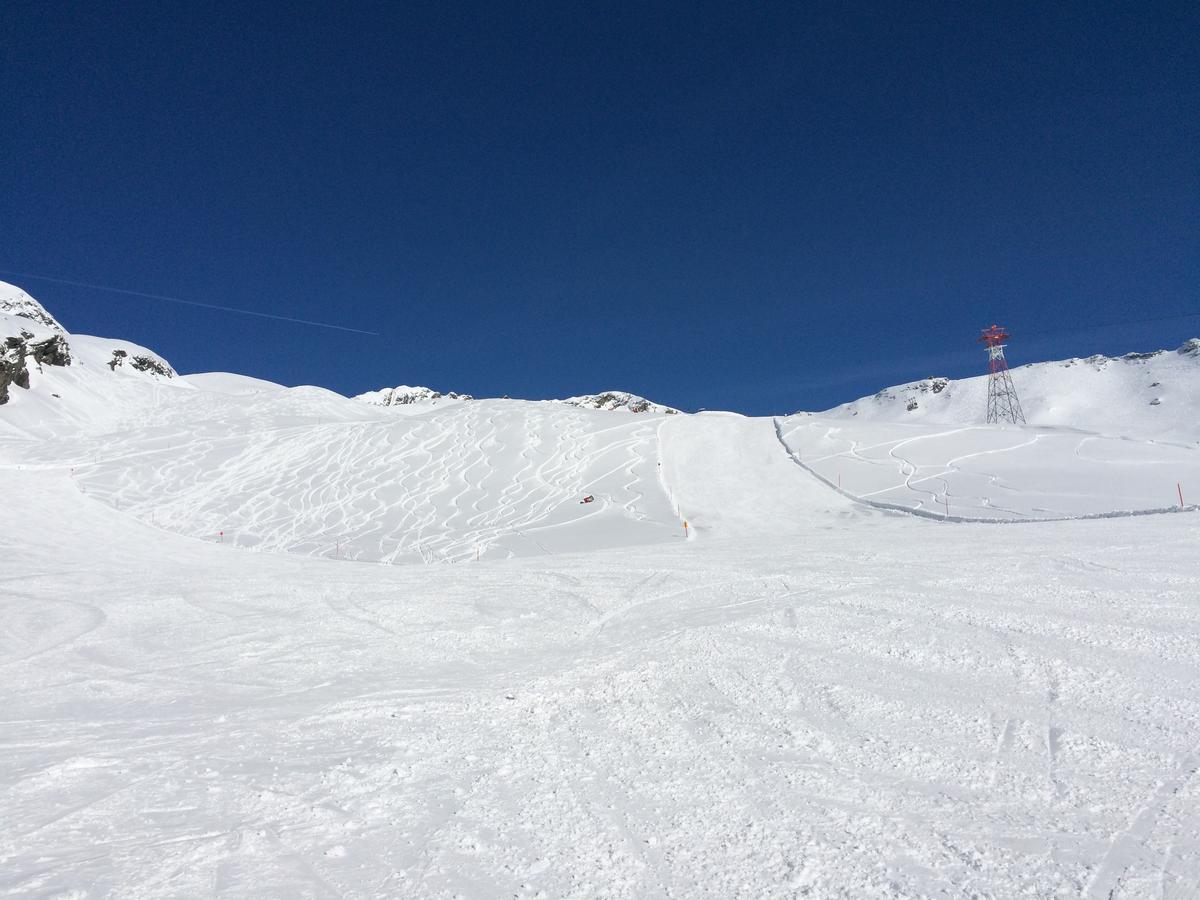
[683,520,689,538]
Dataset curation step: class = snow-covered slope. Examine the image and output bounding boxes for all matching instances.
[560,390,680,414]
[4,283,1200,897]
[816,340,1200,442]
[778,416,1199,521]
[25,396,682,562]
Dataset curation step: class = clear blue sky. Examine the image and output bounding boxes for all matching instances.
[2,2,1196,413]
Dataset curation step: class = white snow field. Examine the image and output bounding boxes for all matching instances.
[3,284,1200,897]
[778,418,1200,522]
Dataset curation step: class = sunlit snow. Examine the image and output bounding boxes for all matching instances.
[3,281,1199,897]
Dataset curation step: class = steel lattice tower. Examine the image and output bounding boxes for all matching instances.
[978,324,1026,425]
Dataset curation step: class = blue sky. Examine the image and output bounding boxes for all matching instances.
[2,2,1196,414]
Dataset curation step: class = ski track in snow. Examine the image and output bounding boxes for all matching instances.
[2,397,1200,897]
[778,417,1200,523]
[17,398,681,565]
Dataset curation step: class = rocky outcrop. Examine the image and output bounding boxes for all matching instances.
[1,336,31,404]
[0,330,72,405]
[108,349,174,377]
[30,333,71,368]
[131,354,173,376]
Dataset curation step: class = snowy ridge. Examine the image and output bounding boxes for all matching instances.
[560,390,680,414]
[0,280,65,332]
[815,340,1200,442]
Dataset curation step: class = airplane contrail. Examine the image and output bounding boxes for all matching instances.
[0,269,380,336]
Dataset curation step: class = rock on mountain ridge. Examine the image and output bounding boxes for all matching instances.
[559,391,680,414]
[0,282,65,333]
[355,385,473,407]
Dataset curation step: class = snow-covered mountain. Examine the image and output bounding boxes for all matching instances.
[811,341,1200,441]
[354,384,473,407]
[0,280,178,434]
[559,391,680,415]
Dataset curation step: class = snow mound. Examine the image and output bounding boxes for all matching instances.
[560,391,680,414]
[183,371,287,395]
[815,340,1200,442]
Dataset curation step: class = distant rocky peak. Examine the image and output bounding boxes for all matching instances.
[560,391,680,414]
[355,385,473,407]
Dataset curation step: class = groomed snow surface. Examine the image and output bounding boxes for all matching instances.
[3,302,1200,895]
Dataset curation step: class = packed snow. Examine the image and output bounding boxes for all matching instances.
[3,283,1199,897]
[778,419,1199,521]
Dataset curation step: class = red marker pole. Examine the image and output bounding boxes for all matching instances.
[1179,483,1185,508]
[218,530,223,543]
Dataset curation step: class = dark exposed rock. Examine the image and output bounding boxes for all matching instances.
[130,355,174,377]
[29,334,71,368]
[1,337,30,404]
[1,331,71,404]
[107,348,174,377]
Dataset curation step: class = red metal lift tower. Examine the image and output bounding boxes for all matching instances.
[979,324,1026,425]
